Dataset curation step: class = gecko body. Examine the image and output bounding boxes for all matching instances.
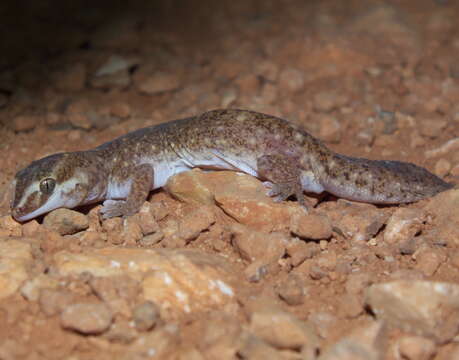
[11,109,452,221]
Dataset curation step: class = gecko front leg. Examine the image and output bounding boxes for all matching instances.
[100,163,153,219]
[257,154,310,209]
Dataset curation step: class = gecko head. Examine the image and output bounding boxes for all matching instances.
[11,152,91,222]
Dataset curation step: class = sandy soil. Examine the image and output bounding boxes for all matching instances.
[1,0,459,359]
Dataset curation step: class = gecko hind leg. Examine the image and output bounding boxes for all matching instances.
[257,154,310,210]
[100,164,153,219]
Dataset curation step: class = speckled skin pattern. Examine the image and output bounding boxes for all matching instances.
[11,109,453,221]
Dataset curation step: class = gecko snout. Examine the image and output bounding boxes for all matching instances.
[11,206,23,221]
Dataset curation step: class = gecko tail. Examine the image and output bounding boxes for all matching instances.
[319,154,453,204]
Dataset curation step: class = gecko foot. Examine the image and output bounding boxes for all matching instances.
[100,200,128,219]
[262,181,310,211]
[262,181,280,197]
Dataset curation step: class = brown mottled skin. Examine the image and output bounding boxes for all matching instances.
[11,109,452,222]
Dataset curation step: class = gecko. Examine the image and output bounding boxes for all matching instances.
[10,109,453,222]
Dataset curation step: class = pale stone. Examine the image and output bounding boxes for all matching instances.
[61,302,113,334]
[383,208,427,245]
[250,304,318,350]
[0,240,33,299]
[166,169,303,232]
[20,274,60,302]
[365,280,459,343]
[43,208,89,235]
[54,248,237,317]
[318,321,387,360]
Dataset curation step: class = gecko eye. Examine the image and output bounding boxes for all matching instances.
[39,178,56,194]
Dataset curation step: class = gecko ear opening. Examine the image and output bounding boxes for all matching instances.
[39,178,56,194]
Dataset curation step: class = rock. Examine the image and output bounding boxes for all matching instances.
[275,273,307,306]
[285,239,320,267]
[424,137,459,159]
[21,219,40,237]
[449,250,459,270]
[317,115,342,143]
[249,303,318,351]
[318,321,387,360]
[39,288,77,316]
[67,111,92,129]
[413,246,445,276]
[423,189,459,247]
[20,274,60,302]
[0,240,33,299]
[91,70,131,89]
[139,231,165,246]
[65,98,92,129]
[339,293,364,318]
[290,211,332,240]
[102,216,122,232]
[103,216,143,245]
[94,55,138,77]
[121,217,143,245]
[136,71,181,95]
[434,158,451,177]
[236,73,260,94]
[238,334,283,360]
[12,115,40,132]
[308,312,338,339]
[260,83,278,105]
[88,275,139,317]
[195,312,242,359]
[214,60,245,80]
[165,168,216,205]
[278,67,304,93]
[345,272,373,294]
[221,87,238,107]
[43,208,89,235]
[315,250,338,272]
[133,301,160,332]
[365,280,459,343]
[383,208,427,245]
[109,102,131,119]
[313,92,348,112]
[127,324,180,359]
[104,319,138,344]
[231,223,286,263]
[61,302,113,334]
[244,260,271,283]
[355,129,375,146]
[254,60,279,82]
[166,169,302,233]
[0,215,22,236]
[419,117,448,139]
[53,248,238,317]
[327,200,389,243]
[176,206,215,243]
[397,336,436,360]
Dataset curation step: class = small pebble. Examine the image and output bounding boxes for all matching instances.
[43,209,89,235]
[61,302,113,334]
[133,301,160,332]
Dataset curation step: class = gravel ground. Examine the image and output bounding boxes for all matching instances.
[1,1,459,359]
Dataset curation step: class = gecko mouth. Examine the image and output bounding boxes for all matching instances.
[11,206,28,221]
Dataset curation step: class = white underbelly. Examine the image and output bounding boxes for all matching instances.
[300,170,324,193]
[144,150,259,189]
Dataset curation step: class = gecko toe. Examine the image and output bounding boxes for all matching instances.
[100,200,127,219]
[262,181,281,197]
